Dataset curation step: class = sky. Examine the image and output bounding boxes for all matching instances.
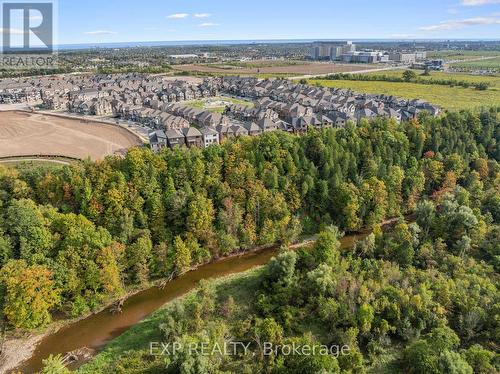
[9,0,500,45]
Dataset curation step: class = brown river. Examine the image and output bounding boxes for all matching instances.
[15,232,367,373]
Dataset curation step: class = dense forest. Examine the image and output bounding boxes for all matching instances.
[76,191,499,373]
[0,108,498,368]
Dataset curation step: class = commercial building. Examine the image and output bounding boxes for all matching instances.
[311,41,427,65]
[341,51,388,63]
[311,41,356,60]
[415,51,427,60]
[389,52,417,64]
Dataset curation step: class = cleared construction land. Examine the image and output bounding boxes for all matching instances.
[0,111,142,161]
[172,61,381,76]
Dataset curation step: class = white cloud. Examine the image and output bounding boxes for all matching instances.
[194,13,211,18]
[199,22,219,27]
[461,0,500,5]
[419,16,500,31]
[84,30,117,36]
[390,33,417,38]
[167,13,189,19]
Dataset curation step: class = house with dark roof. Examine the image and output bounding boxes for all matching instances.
[258,118,279,132]
[244,122,263,136]
[328,111,355,128]
[355,108,378,122]
[182,127,203,148]
[230,124,249,137]
[149,130,168,152]
[165,129,185,148]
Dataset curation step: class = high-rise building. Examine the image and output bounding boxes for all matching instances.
[342,41,356,53]
[310,41,356,60]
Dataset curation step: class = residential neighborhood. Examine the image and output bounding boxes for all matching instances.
[0,73,441,152]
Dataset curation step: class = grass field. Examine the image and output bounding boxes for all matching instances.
[308,76,500,111]
[362,69,500,89]
[184,96,254,113]
[0,157,74,167]
[450,57,500,71]
[426,50,500,61]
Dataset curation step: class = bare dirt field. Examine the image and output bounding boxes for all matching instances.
[0,111,142,160]
[172,61,380,76]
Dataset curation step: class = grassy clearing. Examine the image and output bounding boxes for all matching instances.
[308,79,500,111]
[184,96,254,113]
[362,69,500,89]
[450,57,500,71]
[427,50,500,60]
[77,268,264,374]
[0,157,74,168]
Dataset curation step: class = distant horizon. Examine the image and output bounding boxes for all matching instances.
[40,0,500,45]
[55,38,500,51]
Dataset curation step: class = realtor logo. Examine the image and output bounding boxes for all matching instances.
[2,2,53,52]
[1,1,57,69]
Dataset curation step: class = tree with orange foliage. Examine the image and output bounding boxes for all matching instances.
[0,260,60,329]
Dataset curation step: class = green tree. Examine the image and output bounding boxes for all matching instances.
[126,231,152,284]
[385,166,405,217]
[464,344,496,374]
[312,226,342,267]
[41,354,71,374]
[403,340,439,374]
[403,70,417,82]
[187,194,215,245]
[1,260,60,329]
[173,235,191,275]
[263,249,297,291]
[96,242,124,296]
[358,303,375,334]
[0,230,13,267]
[5,199,53,263]
[335,182,361,231]
[437,351,473,374]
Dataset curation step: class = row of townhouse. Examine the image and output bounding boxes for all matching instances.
[224,104,280,122]
[221,77,440,124]
[147,76,441,152]
[32,74,220,112]
[164,103,231,128]
[1,73,216,106]
[121,107,190,130]
[149,113,343,151]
